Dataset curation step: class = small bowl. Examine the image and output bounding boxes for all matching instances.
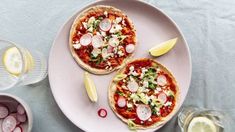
[0,93,33,132]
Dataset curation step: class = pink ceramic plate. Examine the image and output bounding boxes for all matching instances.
[48,0,192,131]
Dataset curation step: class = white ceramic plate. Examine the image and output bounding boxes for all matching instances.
[48,0,192,131]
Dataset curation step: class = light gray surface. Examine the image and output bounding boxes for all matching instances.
[0,0,235,132]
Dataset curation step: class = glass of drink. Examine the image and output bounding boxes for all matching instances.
[0,39,47,90]
[178,106,231,132]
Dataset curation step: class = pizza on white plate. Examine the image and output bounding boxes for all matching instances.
[69,5,137,74]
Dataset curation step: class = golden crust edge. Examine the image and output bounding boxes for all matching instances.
[69,5,137,75]
[108,58,181,129]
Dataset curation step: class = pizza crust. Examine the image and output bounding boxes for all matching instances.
[108,58,180,129]
[69,5,137,75]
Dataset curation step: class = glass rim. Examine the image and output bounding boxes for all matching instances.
[0,39,27,90]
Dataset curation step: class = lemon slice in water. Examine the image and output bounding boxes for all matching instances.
[149,38,178,57]
[188,117,217,132]
[2,47,23,76]
[84,72,98,102]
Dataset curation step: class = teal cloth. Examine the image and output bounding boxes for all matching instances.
[0,0,235,131]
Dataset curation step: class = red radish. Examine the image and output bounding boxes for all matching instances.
[0,119,3,131]
[136,105,151,121]
[92,35,103,48]
[97,108,107,118]
[80,33,92,46]
[13,126,23,132]
[0,105,9,119]
[2,115,17,132]
[158,92,167,104]
[117,97,126,108]
[108,37,119,47]
[17,105,25,115]
[9,113,21,125]
[157,75,167,86]
[127,80,138,93]
[17,114,27,123]
[99,18,112,31]
[125,44,135,53]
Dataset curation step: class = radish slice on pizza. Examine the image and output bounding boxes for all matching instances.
[109,58,179,130]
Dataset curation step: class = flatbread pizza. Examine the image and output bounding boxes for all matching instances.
[69,5,137,74]
[109,58,179,129]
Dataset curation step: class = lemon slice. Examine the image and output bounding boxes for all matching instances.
[84,72,98,102]
[2,47,23,76]
[149,37,178,57]
[188,117,217,132]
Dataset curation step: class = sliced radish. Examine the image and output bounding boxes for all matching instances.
[99,18,112,31]
[125,44,135,53]
[157,75,167,86]
[92,35,103,48]
[10,113,20,125]
[127,80,139,92]
[17,104,25,115]
[136,105,152,121]
[98,108,107,118]
[108,37,119,47]
[13,126,23,132]
[2,115,17,132]
[80,33,92,46]
[16,114,26,123]
[158,92,167,104]
[117,97,126,108]
[0,105,9,119]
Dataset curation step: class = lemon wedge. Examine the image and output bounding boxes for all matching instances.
[188,117,217,132]
[84,72,98,102]
[2,47,23,76]
[149,37,178,57]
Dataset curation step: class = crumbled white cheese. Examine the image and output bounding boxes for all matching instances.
[122,19,126,26]
[143,89,150,93]
[82,22,88,29]
[87,26,93,33]
[129,66,134,72]
[96,32,101,36]
[109,67,113,71]
[131,71,138,76]
[109,24,123,33]
[156,87,162,91]
[127,103,133,108]
[156,68,161,73]
[117,50,124,57]
[164,101,172,107]
[100,31,106,37]
[104,11,108,17]
[154,90,159,94]
[107,61,111,66]
[114,17,122,23]
[121,85,128,90]
[91,48,101,57]
[73,44,81,49]
[148,118,152,122]
[105,66,109,69]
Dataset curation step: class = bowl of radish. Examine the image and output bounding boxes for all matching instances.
[0,93,33,132]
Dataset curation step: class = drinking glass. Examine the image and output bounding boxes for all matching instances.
[178,106,231,132]
[0,39,47,90]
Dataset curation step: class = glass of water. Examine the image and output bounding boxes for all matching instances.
[0,39,47,90]
[178,106,231,132]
